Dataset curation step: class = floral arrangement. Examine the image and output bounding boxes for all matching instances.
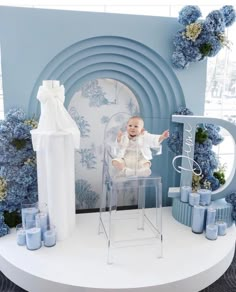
[0,108,38,237]
[167,107,225,191]
[225,192,236,220]
[172,5,236,69]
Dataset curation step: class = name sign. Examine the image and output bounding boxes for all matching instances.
[170,115,236,200]
[172,122,202,178]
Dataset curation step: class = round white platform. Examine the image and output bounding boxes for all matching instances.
[0,207,235,292]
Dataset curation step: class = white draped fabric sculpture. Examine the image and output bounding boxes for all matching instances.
[31,80,80,240]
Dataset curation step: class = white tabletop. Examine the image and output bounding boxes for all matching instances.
[0,207,235,292]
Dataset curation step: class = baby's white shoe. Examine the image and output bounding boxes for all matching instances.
[136,168,151,177]
[115,168,126,178]
[124,168,151,177]
[124,168,136,177]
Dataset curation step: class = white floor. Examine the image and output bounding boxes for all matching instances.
[0,207,235,292]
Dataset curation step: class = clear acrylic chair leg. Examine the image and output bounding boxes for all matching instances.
[107,207,112,264]
[156,182,163,259]
[137,182,145,230]
[107,184,118,265]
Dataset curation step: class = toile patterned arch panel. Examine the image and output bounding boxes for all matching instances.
[0,6,207,207]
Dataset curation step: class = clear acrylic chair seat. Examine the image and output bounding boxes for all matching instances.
[98,112,163,264]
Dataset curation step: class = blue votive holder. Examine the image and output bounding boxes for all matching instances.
[180,186,192,203]
[25,221,42,251]
[192,205,206,234]
[198,189,212,206]
[21,202,39,229]
[43,225,56,247]
[206,207,216,226]
[189,192,200,206]
[216,220,227,236]
[36,212,48,241]
[206,224,218,240]
[16,224,26,246]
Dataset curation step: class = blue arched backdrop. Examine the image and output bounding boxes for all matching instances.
[0,6,207,206]
[28,36,185,118]
[28,36,185,205]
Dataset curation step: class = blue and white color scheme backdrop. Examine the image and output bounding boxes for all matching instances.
[68,79,140,209]
[0,6,208,209]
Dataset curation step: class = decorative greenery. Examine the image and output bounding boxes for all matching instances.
[172,5,236,69]
[3,210,22,228]
[0,108,38,237]
[195,127,208,143]
[213,165,226,185]
[167,107,225,191]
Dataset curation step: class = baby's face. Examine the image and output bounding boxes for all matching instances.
[126,118,144,138]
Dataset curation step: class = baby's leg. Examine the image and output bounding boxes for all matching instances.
[136,161,151,177]
[112,159,125,171]
[142,162,151,169]
[125,161,151,177]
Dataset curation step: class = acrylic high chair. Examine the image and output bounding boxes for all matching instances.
[98,112,163,264]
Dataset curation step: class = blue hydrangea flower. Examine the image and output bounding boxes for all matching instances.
[173,30,190,49]
[172,5,236,69]
[225,192,236,205]
[178,6,202,26]
[174,107,193,115]
[183,45,202,62]
[204,175,220,191]
[205,10,225,33]
[5,108,25,123]
[13,123,31,139]
[0,213,9,237]
[225,192,236,220]
[204,124,224,145]
[0,108,38,236]
[167,129,183,155]
[195,139,213,154]
[220,6,236,27]
[172,51,189,69]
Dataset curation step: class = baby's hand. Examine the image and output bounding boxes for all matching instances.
[162,129,169,140]
[117,130,123,143]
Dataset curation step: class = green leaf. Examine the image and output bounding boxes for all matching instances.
[11,138,27,150]
[195,128,208,143]
[199,43,212,57]
[3,210,21,228]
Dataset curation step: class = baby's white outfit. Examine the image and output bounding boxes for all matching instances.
[113,131,162,177]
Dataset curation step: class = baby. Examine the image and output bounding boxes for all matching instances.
[112,116,169,177]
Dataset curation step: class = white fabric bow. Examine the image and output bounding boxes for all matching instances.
[31,84,80,150]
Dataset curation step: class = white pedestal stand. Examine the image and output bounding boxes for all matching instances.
[31,80,80,240]
[32,132,76,240]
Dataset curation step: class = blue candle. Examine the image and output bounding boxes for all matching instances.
[192,205,206,234]
[189,192,200,206]
[206,224,218,240]
[198,189,212,206]
[36,213,48,240]
[180,186,192,203]
[21,207,39,229]
[217,221,227,236]
[16,229,26,246]
[26,227,42,250]
[206,207,216,226]
[44,228,56,247]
